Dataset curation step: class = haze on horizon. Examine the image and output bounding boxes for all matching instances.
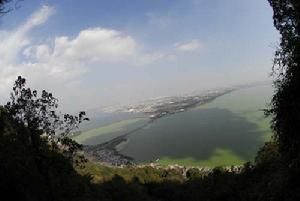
[0,0,278,112]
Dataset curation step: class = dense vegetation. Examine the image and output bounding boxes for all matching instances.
[1,0,300,200]
[267,0,300,194]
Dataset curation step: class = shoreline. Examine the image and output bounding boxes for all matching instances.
[82,88,237,166]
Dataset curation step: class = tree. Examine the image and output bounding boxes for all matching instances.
[267,1,300,199]
[4,76,89,163]
[0,77,92,201]
[267,0,300,170]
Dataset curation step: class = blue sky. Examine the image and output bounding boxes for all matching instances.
[0,0,278,111]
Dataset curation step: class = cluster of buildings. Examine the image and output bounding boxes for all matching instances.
[124,88,235,120]
[83,145,134,166]
[138,163,246,178]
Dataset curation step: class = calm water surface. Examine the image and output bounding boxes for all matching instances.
[78,85,273,166]
[119,85,273,164]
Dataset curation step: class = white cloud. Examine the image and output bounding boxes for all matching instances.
[175,40,200,52]
[52,28,137,61]
[22,5,54,32]
[0,6,54,97]
[21,26,164,77]
[0,5,54,64]
[25,28,139,63]
[0,6,166,109]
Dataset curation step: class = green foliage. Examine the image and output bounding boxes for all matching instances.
[255,141,280,167]
[186,168,202,179]
[267,0,300,167]
[4,76,89,162]
[266,1,300,199]
[0,77,92,201]
[76,162,185,184]
[0,107,93,201]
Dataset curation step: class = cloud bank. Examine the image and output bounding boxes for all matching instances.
[0,6,171,109]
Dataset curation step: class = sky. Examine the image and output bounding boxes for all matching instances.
[0,0,279,112]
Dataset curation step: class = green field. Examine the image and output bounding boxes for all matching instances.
[73,118,147,144]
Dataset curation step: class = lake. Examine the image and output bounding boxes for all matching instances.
[75,85,273,167]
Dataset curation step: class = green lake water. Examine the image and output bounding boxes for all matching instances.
[76,85,273,167]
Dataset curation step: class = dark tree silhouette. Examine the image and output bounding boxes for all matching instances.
[0,77,92,201]
[4,76,89,162]
[267,0,300,169]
